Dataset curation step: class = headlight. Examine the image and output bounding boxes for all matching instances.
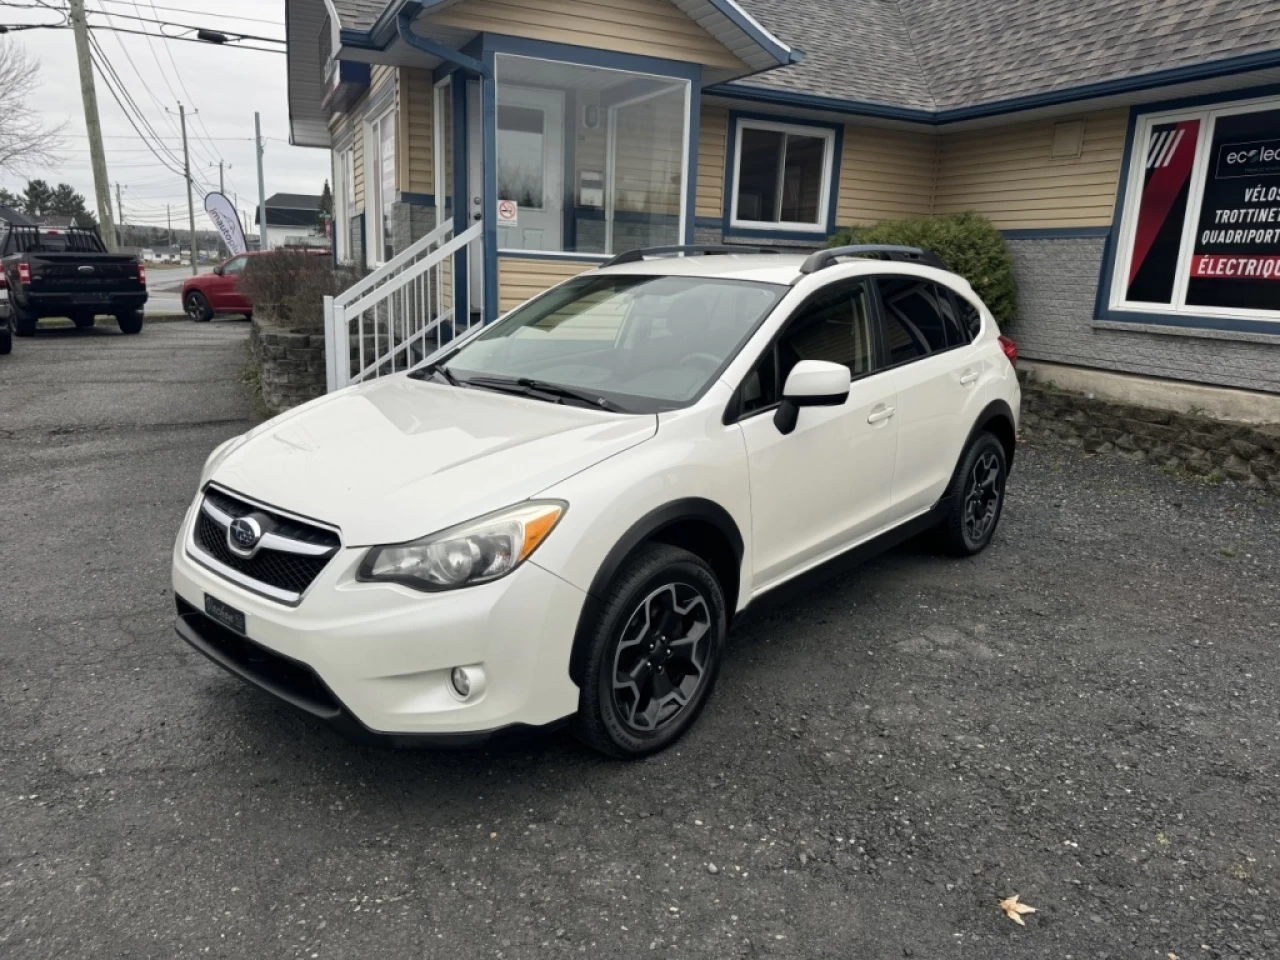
[357,501,565,591]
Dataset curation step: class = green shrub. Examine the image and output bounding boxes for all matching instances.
[828,213,1018,328]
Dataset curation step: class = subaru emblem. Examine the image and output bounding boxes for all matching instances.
[228,516,263,557]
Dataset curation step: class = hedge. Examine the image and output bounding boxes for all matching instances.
[827,213,1017,328]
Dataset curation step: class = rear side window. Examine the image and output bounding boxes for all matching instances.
[951,292,983,341]
[876,277,975,363]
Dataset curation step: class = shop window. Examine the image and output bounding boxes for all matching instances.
[730,119,837,234]
[1113,97,1280,322]
[493,54,690,257]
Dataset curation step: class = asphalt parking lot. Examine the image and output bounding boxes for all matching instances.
[2,321,1277,959]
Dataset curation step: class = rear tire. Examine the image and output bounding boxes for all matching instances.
[71,311,96,329]
[574,543,726,759]
[14,309,36,337]
[938,432,1009,556]
[0,318,12,354]
[116,310,144,335]
[185,292,212,322]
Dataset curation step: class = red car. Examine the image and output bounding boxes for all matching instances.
[182,249,330,322]
[182,252,259,322]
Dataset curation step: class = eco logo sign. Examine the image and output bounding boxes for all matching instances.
[1216,139,1280,179]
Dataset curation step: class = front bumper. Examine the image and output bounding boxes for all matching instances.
[171,500,585,743]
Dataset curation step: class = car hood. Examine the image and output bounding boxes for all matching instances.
[209,376,657,545]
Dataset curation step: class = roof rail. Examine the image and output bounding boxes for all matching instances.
[798,244,948,276]
[602,244,778,268]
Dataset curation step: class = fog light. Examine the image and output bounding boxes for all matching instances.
[450,667,471,698]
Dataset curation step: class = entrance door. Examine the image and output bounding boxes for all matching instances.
[471,84,565,253]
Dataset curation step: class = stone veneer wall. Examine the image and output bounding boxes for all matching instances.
[1020,377,1280,494]
[1007,237,1280,395]
[249,319,327,416]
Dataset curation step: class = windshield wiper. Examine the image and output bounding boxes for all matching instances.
[411,363,462,387]
[465,375,622,412]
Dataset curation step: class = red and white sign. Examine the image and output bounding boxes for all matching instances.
[1191,254,1280,280]
[497,200,519,226]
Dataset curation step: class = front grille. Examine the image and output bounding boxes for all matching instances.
[176,596,341,718]
[190,487,340,601]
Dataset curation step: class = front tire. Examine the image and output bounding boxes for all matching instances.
[574,544,726,759]
[939,432,1008,556]
[116,310,144,335]
[0,317,11,354]
[185,292,212,322]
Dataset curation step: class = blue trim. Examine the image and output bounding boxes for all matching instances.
[1003,227,1112,240]
[563,89,577,251]
[694,216,722,231]
[710,49,1280,125]
[685,83,701,244]
[396,3,487,74]
[480,35,702,83]
[722,110,843,241]
[481,53,500,323]
[1094,310,1280,338]
[398,191,435,206]
[1126,81,1280,116]
[450,76,469,328]
[498,250,611,263]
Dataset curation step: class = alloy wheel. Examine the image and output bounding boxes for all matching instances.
[611,582,712,733]
[963,450,1003,544]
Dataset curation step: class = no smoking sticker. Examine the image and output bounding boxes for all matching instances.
[498,200,519,225]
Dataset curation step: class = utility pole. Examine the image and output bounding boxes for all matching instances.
[218,160,225,195]
[115,182,124,248]
[255,112,268,252]
[167,204,172,245]
[69,0,118,252]
[180,103,197,275]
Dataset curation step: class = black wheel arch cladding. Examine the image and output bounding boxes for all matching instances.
[568,498,743,686]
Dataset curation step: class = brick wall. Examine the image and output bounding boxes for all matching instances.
[1008,237,1280,394]
[248,320,327,416]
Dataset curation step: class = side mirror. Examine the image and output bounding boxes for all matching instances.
[774,360,852,435]
[213,265,224,276]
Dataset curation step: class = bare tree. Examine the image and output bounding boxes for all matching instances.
[0,39,63,176]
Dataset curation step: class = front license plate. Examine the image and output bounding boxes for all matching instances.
[205,594,246,636]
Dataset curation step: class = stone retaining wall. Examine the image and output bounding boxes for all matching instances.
[1020,377,1280,494]
[248,319,327,417]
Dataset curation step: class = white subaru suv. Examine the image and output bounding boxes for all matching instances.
[172,245,1020,758]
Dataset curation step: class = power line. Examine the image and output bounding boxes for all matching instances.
[95,0,282,27]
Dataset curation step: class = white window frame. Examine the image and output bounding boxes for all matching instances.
[334,145,355,262]
[1110,92,1280,323]
[729,118,837,234]
[366,106,397,265]
[433,74,451,228]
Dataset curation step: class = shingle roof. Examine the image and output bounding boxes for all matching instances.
[733,0,1280,112]
[265,193,324,210]
[331,0,1280,113]
[331,0,387,31]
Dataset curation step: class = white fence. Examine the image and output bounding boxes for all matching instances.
[323,219,484,391]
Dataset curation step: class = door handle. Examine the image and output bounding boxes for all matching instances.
[959,370,980,386]
[867,405,896,424]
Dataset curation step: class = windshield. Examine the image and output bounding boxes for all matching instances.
[439,274,785,413]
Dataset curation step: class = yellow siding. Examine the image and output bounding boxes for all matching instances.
[499,257,595,313]
[398,68,434,196]
[353,128,365,211]
[837,124,936,225]
[424,0,746,70]
[935,109,1128,229]
[696,104,728,220]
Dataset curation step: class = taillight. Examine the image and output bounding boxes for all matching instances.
[0,272,7,290]
[17,263,31,285]
[137,264,147,284]
[998,334,1018,368]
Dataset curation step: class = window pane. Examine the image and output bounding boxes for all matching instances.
[780,135,825,224]
[737,128,785,222]
[380,114,396,260]
[498,105,546,210]
[953,293,982,341]
[495,55,687,256]
[878,277,946,362]
[779,283,875,382]
[1186,106,1280,313]
[937,288,968,346]
[1125,119,1201,304]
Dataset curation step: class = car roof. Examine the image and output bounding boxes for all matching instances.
[589,252,971,292]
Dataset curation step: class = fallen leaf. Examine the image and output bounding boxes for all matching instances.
[1167,953,1179,960]
[999,894,1038,926]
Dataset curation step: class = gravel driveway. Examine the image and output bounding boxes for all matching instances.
[1,322,1276,959]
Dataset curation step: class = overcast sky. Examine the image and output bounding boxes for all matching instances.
[1,0,330,231]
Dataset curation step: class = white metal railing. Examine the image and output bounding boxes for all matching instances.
[323,219,484,391]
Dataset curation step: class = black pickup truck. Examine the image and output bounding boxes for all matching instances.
[0,224,147,336]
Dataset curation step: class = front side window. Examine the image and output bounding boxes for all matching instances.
[494,55,690,256]
[741,281,875,415]
[1114,96,1280,321]
[731,119,836,233]
[442,275,785,412]
[223,255,248,276]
